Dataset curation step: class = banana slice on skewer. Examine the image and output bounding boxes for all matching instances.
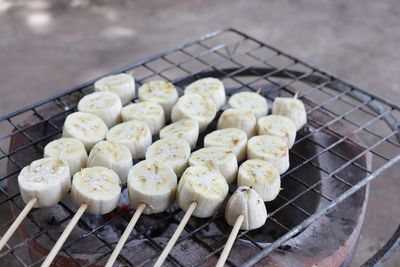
[247,135,289,174]
[44,138,88,176]
[171,93,217,132]
[257,115,297,148]
[272,95,307,130]
[87,141,132,184]
[237,159,280,202]
[204,128,248,162]
[62,112,108,151]
[77,91,122,128]
[94,73,136,105]
[217,108,257,138]
[121,102,165,135]
[106,120,152,159]
[145,137,191,177]
[189,147,238,184]
[159,119,199,149]
[185,77,226,110]
[228,91,268,119]
[138,80,179,117]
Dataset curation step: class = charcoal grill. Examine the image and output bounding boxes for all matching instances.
[0,29,399,266]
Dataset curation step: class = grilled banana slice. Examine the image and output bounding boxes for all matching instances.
[257,115,297,148]
[106,120,152,159]
[247,135,289,174]
[204,128,247,162]
[171,93,217,132]
[87,141,132,184]
[185,77,226,110]
[138,80,178,117]
[272,96,307,130]
[77,91,122,128]
[237,159,280,202]
[217,108,257,138]
[177,165,229,218]
[225,186,267,230]
[94,73,136,105]
[228,92,268,119]
[189,147,238,184]
[145,137,191,177]
[121,102,165,135]
[62,112,108,151]
[159,119,199,149]
[72,166,121,214]
[18,158,71,208]
[44,138,88,176]
[128,160,177,214]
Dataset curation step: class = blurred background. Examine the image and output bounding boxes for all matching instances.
[0,0,399,266]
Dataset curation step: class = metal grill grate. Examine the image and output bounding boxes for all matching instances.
[0,29,399,266]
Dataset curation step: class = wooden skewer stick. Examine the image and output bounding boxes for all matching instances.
[0,197,37,251]
[154,202,197,267]
[105,203,146,267]
[215,214,244,267]
[41,203,88,267]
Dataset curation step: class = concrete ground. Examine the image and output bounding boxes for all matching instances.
[0,0,399,266]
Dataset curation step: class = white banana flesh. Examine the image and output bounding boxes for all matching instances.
[94,73,136,105]
[204,128,248,162]
[177,165,229,218]
[138,80,178,117]
[72,166,121,215]
[189,147,238,184]
[121,102,165,135]
[62,112,108,151]
[145,137,191,177]
[272,96,307,130]
[77,91,122,128]
[237,159,280,202]
[225,186,267,230]
[257,115,297,148]
[87,141,132,184]
[18,158,71,208]
[171,93,217,132]
[106,120,152,159]
[217,108,257,138]
[159,119,199,149]
[228,92,268,119]
[247,135,289,174]
[128,160,177,214]
[185,77,226,110]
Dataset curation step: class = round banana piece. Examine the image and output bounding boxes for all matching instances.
[159,119,199,149]
[272,96,307,130]
[106,120,152,159]
[94,73,136,105]
[77,91,122,128]
[237,159,280,202]
[185,77,226,110]
[171,93,217,132]
[128,160,177,214]
[189,147,238,184]
[145,137,191,177]
[228,92,268,119]
[138,80,179,117]
[87,141,132,184]
[121,102,165,135]
[217,108,257,138]
[225,186,267,230]
[204,128,247,162]
[44,138,88,176]
[177,166,229,218]
[62,112,108,151]
[247,135,289,174]
[257,115,297,148]
[72,167,121,215]
[18,158,71,208]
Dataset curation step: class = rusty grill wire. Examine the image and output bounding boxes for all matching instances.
[0,29,399,266]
